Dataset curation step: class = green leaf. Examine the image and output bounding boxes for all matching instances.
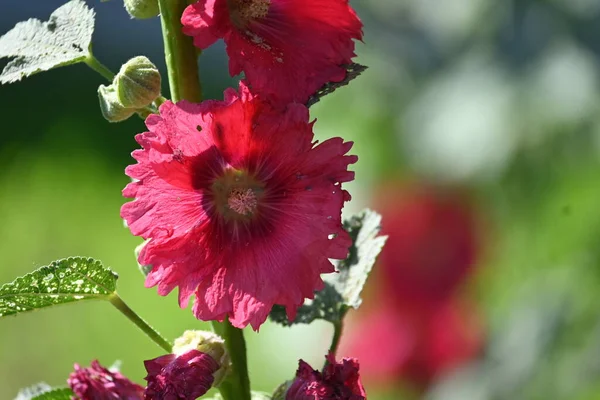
[14,384,73,400]
[270,209,387,326]
[0,257,118,317]
[30,388,73,400]
[0,0,95,83]
[306,63,368,108]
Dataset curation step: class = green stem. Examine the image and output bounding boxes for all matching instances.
[157,0,202,103]
[109,293,172,353]
[156,2,249,398]
[327,320,344,363]
[84,53,115,81]
[211,320,251,400]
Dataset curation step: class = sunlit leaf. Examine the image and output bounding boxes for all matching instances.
[0,0,95,83]
[306,63,368,108]
[0,257,118,317]
[14,384,73,400]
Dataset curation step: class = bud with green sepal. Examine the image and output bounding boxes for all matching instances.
[98,84,136,123]
[124,0,159,19]
[116,56,161,109]
[173,330,231,387]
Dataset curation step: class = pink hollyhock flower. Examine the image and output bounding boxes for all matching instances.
[121,82,356,330]
[341,299,483,386]
[286,353,366,400]
[339,184,485,386]
[68,360,144,400]
[181,0,363,104]
[377,185,480,310]
[144,349,219,400]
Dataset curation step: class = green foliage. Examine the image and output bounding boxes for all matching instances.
[0,0,95,83]
[0,257,118,317]
[14,384,73,400]
[270,209,387,326]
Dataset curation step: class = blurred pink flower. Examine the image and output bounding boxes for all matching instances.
[68,360,143,400]
[340,184,485,387]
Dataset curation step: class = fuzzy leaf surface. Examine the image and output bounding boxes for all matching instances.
[306,63,367,108]
[0,0,95,83]
[14,384,73,400]
[270,209,387,326]
[0,257,118,317]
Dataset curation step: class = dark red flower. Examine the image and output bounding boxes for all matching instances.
[378,185,480,309]
[181,0,363,104]
[121,83,356,329]
[67,360,143,400]
[286,353,366,400]
[339,184,485,386]
[341,298,483,386]
[144,349,219,400]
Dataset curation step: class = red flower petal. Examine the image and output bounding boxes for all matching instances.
[182,0,363,104]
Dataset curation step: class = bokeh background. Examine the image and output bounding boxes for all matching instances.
[2,0,600,399]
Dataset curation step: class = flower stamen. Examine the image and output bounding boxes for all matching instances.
[227,188,258,215]
[228,0,271,28]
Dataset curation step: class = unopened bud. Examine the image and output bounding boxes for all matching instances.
[124,0,159,19]
[98,84,135,123]
[116,56,161,109]
[173,330,231,387]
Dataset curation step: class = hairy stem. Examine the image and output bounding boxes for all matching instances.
[157,0,202,103]
[211,320,252,400]
[109,293,172,353]
[84,53,115,81]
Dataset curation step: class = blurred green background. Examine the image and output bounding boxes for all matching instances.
[3,0,600,399]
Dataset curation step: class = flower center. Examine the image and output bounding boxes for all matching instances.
[227,188,258,215]
[228,0,271,29]
[211,168,264,221]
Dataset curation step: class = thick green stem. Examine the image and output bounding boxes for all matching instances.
[156,2,249,399]
[326,320,344,368]
[211,320,252,400]
[157,0,202,103]
[84,53,115,81]
[109,293,172,353]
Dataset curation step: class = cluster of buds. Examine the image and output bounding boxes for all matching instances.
[98,56,161,122]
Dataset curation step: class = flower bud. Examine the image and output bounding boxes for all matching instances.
[68,360,144,399]
[173,330,231,386]
[124,0,159,19]
[115,56,161,109]
[285,353,366,400]
[98,84,135,123]
[144,350,219,399]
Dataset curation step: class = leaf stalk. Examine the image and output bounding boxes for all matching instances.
[108,293,172,353]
